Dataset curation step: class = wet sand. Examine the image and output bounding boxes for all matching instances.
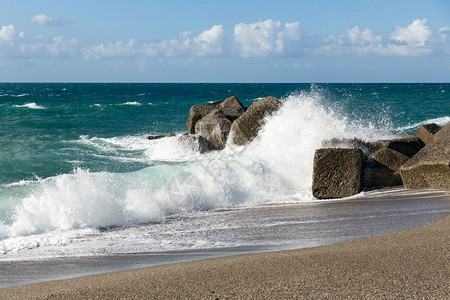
[1,190,450,299]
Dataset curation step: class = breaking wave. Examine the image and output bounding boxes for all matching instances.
[0,90,394,253]
[12,103,46,110]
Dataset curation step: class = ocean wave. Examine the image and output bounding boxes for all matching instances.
[12,103,46,110]
[79,134,153,152]
[77,134,200,163]
[119,101,142,106]
[396,116,450,132]
[253,97,265,101]
[0,89,394,254]
[1,180,38,188]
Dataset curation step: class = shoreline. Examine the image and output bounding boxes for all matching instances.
[1,190,450,299]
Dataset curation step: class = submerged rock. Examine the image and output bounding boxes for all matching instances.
[414,123,441,145]
[147,135,166,140]
[147,133,175,140]
[186,96,245,134]
[230,96,282,146]
[195,109,232,150]
[312,148,364,199]
[400,123,450,190]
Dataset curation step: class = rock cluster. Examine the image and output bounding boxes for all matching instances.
[183,95,282,151]
[400,123,450,190]
[157,96,448,199]
[313,122,449,199]
[185,96,245,135]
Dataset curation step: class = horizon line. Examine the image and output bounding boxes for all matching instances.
[0,81,449,84]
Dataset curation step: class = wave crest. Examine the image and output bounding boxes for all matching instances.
[13,103,46,110]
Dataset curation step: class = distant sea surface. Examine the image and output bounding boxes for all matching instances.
[0,83,449,260]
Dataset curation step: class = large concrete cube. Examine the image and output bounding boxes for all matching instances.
[312,148,364,199]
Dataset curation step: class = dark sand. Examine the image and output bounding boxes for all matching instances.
[1,199,449,299]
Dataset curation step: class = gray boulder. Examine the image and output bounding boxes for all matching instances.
[195,109,232,150]
[415,123,441,145]
[177,134,213,153]
[369,149,410,172]
[219,96,245,109]
[312,148,364,199]
[362,148,409,188]
[363,169,403,188]
[434,122,450,141]
[230,96,282,146]
[186,96,245,134]
[375,136,425,158]
[400,123,450,190]
[321,138,377,156]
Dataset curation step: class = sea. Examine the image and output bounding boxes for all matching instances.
[1,83,449,263]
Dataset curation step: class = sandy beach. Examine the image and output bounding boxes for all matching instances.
[1,195,449,299]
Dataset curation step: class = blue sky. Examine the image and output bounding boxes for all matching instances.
[0,0,449,82]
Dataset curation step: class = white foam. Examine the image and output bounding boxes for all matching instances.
[144,135,204,162]
[119,101,142,106]
[6,168,168,238]
[80,135,151,152]
[13,103,45,110]
[397,116,450,132]
[0,90,395,257]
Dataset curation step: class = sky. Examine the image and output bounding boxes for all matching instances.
[0,0,449,82]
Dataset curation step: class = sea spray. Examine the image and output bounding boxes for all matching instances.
[1,90,393,244]
[1,83,448,259]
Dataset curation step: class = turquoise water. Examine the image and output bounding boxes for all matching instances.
[1,83,448,185]
[0,83,449,258]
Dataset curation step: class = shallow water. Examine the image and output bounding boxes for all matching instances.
[1,188,449,288]
[1,83,449,263]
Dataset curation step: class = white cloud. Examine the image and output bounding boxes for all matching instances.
[143,24,225,57]
[311,20,436,57]
[0,25,15,43]
[30,14,69,27]
[390,19,431,47]
[2,18,449,61]
[194,25,225,56]
[19,35,78,57]
[439,26,450,42]
[233,19,300,57]
[311,26,383,56]
[31,14,53,25]
[82,39,136,59]
[347,26,381,46]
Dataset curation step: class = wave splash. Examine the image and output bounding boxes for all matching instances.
[12,103,46,110]
[0,90,393,252]
[396,116,450,132]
